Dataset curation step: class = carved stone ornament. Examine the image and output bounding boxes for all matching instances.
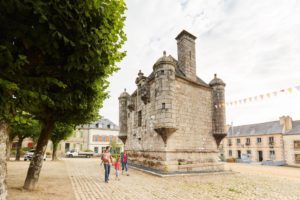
[140,82,150,104]
[127,97,135,111]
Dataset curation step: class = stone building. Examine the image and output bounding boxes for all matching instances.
[222,116,300,166]
[54,118,123,156]
[118,30,226,173]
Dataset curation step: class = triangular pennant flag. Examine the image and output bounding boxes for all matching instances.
[239,100,242,104]
[260,94,264,99]
[287,88,293,93]
[243,98,247,103]
[272,91,277,96]
[295,86,300,92]
[266,93,271,98]
[280,89,285,93]
[248,97,252,102]
[254,96,258,101]
[234,101,237,105]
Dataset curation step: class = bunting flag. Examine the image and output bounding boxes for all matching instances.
[260,94,264,99]
[223,85,300,108]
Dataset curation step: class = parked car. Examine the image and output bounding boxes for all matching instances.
[24,149,46,161]
[65,149,94,158]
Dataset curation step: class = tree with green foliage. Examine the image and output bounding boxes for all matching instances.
[9,113,40,161]
[0,68,19,198]
[51,123,74,161]
[0,0,126,190]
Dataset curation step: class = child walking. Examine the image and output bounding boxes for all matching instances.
[114,157,121,181]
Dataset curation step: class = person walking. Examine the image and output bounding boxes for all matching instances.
[101,146,113,183]
[114,157,121,180]
[121,150,129,175]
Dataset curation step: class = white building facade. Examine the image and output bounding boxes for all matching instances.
[56,118,124,156]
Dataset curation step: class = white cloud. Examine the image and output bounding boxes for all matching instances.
[100,0,300,126]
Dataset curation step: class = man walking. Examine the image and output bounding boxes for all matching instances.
[121,150,128,175]
[101,146,113,183]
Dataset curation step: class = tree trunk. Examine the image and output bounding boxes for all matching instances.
[0,121,8,199]
[52,142,58,161]
[23,120,54,190]
[6,139,12,161]
[15,136,24,161]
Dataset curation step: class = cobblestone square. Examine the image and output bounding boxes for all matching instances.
[65,158,300,200]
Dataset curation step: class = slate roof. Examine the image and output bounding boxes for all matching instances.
[227,121,284,137]
[147,55,210,88]
[286,120,300,135]
[79,118,119,130]
[228,120,300,137]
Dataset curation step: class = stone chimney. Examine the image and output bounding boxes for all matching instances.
[175,30,197,81]
[279,116,293,132]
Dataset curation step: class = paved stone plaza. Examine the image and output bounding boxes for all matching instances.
[65,158,300,200]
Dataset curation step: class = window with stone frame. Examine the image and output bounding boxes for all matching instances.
[138,110,142,127]
[228,139,232,146]
[270,150,275,160]
[294,141,300,149]
[257,137,262,144]
[246,138,251,145]
[236,138,240,144]
[269,137,274,145]
[295,154,300,164]
[229,150,232,157]
[247,150,251,156]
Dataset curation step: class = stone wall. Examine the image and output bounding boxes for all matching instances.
[168,78,215,150]
[283,134,300,166]
[0,122,8,200]
[125,75,223,172]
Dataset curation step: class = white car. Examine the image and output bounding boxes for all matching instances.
[24,149,46,161]
[65,149,94,158]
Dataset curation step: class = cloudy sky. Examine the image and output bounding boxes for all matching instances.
[100,0,300,126]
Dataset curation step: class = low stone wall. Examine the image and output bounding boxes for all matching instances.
[127,150,224,173]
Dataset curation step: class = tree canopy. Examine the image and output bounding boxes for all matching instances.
[0,0,126,124]
[0,0,126,190]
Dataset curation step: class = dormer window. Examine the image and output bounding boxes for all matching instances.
[107,124,111,129]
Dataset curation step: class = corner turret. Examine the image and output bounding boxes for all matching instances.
[209,74,226,146]
[153,51,177,146]
[118,89,130,144]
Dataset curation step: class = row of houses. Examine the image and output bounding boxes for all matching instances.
[220,116,300,166]
[14,118,124,157]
